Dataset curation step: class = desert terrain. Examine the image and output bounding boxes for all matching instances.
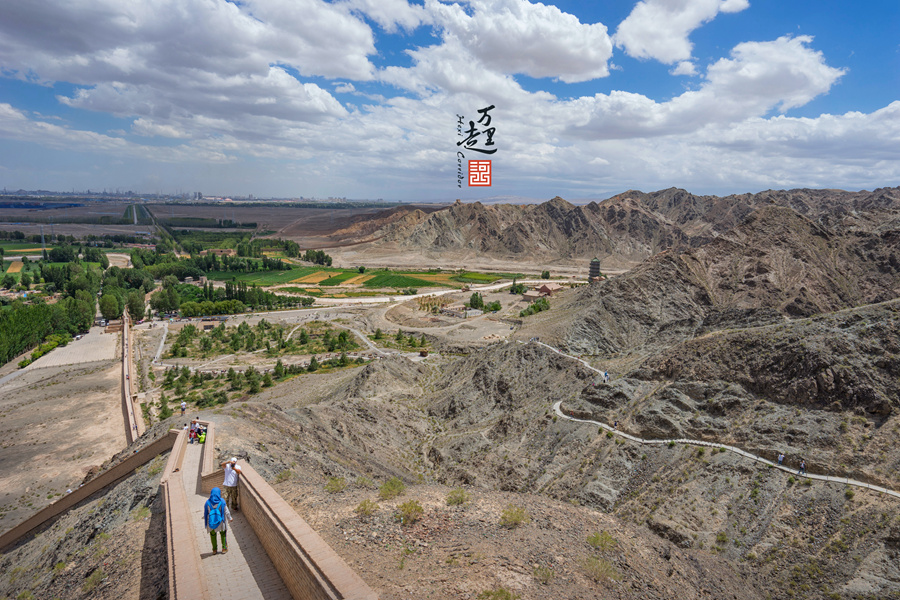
[2,187,900,600]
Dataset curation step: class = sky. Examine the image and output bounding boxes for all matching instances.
[0,0,897,202]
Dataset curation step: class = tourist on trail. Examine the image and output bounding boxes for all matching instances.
[777,453,784,466]
[181,401,186,416]
[204,487,233,555]
[220,457,243,511]
[799,459,807,475]
[189,420,198,444]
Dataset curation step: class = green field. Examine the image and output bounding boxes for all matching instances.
[205,266,342,285]
[318,271,362,286]
[0,242,52,254]
[207,266,522,289]
[361,273,442,288]
[451,271,525,283]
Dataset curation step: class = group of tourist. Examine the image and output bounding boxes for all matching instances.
[185,419,207,444]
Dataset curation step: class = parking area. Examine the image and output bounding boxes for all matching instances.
[27,326,119,369]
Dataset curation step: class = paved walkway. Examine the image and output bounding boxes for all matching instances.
[182,442,292,600]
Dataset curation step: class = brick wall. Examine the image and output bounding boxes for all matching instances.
[239,463,378,600]
[161,428,210,600]
[0,429,179,551]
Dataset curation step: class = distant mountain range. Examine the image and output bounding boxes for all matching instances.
[329,186,900,268]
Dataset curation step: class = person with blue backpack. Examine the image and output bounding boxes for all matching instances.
[204,487,233,555]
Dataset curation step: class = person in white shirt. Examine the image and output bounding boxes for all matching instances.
[220,457,243,511]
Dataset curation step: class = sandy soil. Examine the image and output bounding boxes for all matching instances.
[0,359,127,535]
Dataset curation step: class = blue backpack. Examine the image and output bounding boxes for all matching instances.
[207,501,224,529]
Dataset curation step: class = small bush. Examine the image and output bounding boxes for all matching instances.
[845,488,855,500]
[395,500,424,525]
[499,504,530,528]
[83,568,105,593]
[356,476,376,489]
[787,476,796,485]
[275,470,292,484]
[477,588,521,600]
[324,476,346,493]
[587,530,617,551]
[716,532,728,545]
[446,488,470,506]
[379,476,406,500]
[355,498,378,518]
[580,556,621,582]
[606,431,613,439]
[667,440,676,448]
[533,565,555,584]
[131,505,150,521]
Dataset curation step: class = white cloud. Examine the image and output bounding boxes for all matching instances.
[615,0,750,64]
[131,118,190,139]
[671,61,697,76]
[341,0,427,32]
[567,36,846,139]
[425,0,613,83]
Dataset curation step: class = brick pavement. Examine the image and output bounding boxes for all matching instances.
[184,442,293,600]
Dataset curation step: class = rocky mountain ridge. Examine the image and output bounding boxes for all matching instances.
[330,186,900,268]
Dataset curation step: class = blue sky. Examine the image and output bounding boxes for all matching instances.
[0,0,897,202]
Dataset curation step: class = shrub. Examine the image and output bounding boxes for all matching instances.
[356,476,376,489]
[667,440,676,448]
[446,488,470,506]
[131,505,150,521]
[275,470,292,484]
[379,476,406,500]
[533,565,555,584]
[716,532,728,545]
[395,500,424,525]
[587,531,617,551]
[845,488,855,500]
[82,568,105,593]
[355,498,378,518]
[580,556,621,582]
[324,476,346,493]
[499,504,530,528]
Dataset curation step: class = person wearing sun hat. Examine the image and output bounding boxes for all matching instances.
[220,456,243,511]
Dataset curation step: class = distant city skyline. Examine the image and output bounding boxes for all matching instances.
[0,0,897,201]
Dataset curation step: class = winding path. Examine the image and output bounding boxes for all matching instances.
[527,341,900,501]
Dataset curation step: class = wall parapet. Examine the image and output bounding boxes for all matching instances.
[240,462,378,600]
[0,429,178,552]
[161,427,209,600]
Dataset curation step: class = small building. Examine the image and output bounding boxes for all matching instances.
[522,290,542,302]
[538,283,563,296]
[200,248,237,257]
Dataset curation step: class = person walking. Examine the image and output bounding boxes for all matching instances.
[203,487,233,555]
[180,401,186,416]
[777,452,784,466]
[220,457,243,511]
[799,459,807,475]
